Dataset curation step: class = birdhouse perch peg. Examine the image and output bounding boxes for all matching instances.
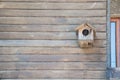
[75,23,96,48]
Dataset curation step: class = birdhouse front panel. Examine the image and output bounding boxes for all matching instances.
[78,29,94,40]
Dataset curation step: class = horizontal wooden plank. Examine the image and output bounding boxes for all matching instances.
[0,70,106,79]
[0,2,106,10]
[0,40,106,47]
[0,24,106,32]
[85,71,106,79]
[0,55,106,62]
[0,0,107,2]
[0,10,106,17]
[0,47,106,55]
[0,17,106,25]
[0,32,106,40]
[0,79,107,80]
[0,62,106,70]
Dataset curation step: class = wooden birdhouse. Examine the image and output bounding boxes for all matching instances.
[75,23,96,48]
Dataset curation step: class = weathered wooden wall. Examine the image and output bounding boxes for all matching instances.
[0,0,107,80]
[111,0,120,17]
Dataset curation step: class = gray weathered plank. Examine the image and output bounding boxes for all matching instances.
[0,32,106,40]
[85,71,106,79]
[0,0,107,2]
[0,17,106,25]
[0,40,106,47]
[1,79,106,80]
[0,10,106,17]
[0,25,106,32]
[0,47,106,55]
[0,55,106,62]
[0,62,106,70]
[0,2,106,10]
[0,70,106,79]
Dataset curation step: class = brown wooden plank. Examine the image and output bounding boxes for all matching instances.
[0,10,106,17]
[0,40,106,47]
[0,2,106,10]
[0,70,106,79]
[0,55,106,62]
[0,0,107,2]
[0,25,106,32]
[0,62,106,70]
[0,47,106,55]
[0,17,106,25]
[0,32,106,40]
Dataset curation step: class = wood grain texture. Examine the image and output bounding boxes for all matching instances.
[0,47,106,55]
[0,40,106,47]
[0,55,106,62]
[0,0,107,79]
[0,10,106,17]
[1,79,106,80]
[0,32,106,40]
[0,70,106,79]
[0,62,106,70]
[0,25,106,32]
[0,2,106,10]
[0,0,107,2]
[0,79,107,80]
[0,17,106,25]
[1,79,107,80]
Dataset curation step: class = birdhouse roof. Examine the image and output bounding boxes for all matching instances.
[75,23,95,31]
